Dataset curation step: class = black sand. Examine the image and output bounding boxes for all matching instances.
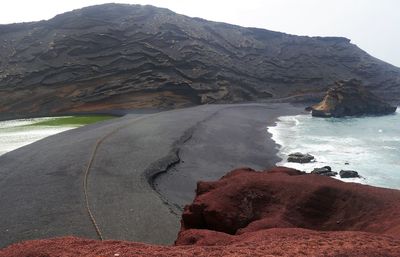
[154,104,304,208]
[0,103,303,248]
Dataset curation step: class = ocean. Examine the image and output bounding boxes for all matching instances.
[0,118,76,156]
[268,108,400,190]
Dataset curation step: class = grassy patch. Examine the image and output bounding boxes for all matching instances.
[30,115,117,126]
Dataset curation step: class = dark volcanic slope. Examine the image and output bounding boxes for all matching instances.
[0,3,399,118]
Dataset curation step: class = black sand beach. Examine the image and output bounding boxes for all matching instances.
[154,104,305,208]
[0,103,303,248]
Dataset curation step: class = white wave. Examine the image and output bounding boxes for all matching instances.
[268,113,400,190]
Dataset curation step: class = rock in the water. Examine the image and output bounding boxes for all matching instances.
[321,171,338,177]
[311,166,337,176]
[287,152,315,163]
[340,170,360,178]
[310,79,397,117]
[312,166,332,172]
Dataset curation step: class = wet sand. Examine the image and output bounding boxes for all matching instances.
[0,103,303,248]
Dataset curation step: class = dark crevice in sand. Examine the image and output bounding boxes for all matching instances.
[145,108,223,215]
[146,150,185,215]
[153,104,306,209]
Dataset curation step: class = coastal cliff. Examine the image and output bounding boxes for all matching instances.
[0,3,400,119]
[310,79,397,117]
[2,167,399,256]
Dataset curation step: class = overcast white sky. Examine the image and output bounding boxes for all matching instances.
[1,0,399,67]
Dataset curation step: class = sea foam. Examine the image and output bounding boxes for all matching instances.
[268,108,400,189]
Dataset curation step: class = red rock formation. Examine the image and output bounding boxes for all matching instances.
[179,167,400,238]
[1,167,400,256]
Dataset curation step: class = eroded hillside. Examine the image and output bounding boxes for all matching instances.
[0,3,399,118]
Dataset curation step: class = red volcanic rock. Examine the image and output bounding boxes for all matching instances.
[1,167,400,257]
[179,167,400,237]
[1,231,399,257]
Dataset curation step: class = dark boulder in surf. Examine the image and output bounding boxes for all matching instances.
[340,169,360,178]
[287,152,315,163]
[311,166,338,176]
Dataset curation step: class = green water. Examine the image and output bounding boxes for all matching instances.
[27,115,115,126]
[0,115,116,156]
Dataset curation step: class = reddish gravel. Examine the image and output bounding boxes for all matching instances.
[1,167,400,257]
[1,230,399,257]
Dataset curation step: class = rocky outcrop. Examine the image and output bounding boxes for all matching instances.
[1,167,400,256]
[0,4,400,119]
[179,167,400,237]
[311,166,338,176]
[340,169,360,178]
[310,79,397,117]
[287,152,314,163]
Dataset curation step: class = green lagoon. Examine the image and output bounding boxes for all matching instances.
[0,115,115,156]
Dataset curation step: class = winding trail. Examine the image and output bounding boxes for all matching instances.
[83,115,153,240]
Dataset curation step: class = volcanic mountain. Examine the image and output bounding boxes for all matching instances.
[0,3,399,119]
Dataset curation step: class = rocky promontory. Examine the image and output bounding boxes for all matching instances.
[310,79,397,117]
[2,167,399,256]
[179,167,400,237]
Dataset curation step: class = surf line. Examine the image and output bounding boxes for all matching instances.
[83,114,157,240]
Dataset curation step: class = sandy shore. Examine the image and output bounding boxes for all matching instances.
[0,103,304,248]
[153,104,305,209]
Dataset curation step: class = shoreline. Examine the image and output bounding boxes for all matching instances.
[0,109,159,122]
[0,103,304,248]
[153,103,306,209]
[268,109,400,190]
[0,115,120,157]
